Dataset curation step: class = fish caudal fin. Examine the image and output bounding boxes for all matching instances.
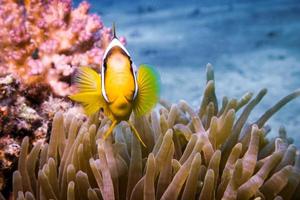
[69,67,107,115]
[133,64,161,117]
[127,121,147,147]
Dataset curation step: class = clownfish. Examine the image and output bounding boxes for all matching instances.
[69,24,160,147]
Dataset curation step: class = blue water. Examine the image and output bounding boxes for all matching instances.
[74,0,300,146]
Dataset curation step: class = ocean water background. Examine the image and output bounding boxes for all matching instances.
[75,0,300,146]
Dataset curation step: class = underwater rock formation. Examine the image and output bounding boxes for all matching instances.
[0,0,117,96]
[8,64,300,200]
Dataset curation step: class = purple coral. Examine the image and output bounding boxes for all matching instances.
[0,0,115,96]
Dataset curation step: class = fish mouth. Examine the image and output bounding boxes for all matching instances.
[109,96,133,120]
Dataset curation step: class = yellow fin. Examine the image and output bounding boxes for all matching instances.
[72,66,101,93]
[133,64,161,117]
[103,120,118,140]
[128,121,147,147]
[69,67,107,116]
[69,92,103,115]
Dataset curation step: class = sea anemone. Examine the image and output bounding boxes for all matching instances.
[8,64,300,200]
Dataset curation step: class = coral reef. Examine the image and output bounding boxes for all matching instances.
[0,0,116,96]
[0,0,117,194]
[8,64,300,200]
[0,74,74,194]
[0,75,48,139]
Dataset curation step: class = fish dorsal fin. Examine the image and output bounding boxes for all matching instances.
[133,64,161,117]
[112,22,117,38]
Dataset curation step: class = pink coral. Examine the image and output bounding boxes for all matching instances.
[0,0,121,193]
[0,0,116,96]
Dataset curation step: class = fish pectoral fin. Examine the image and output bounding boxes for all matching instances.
[69,66,108,116]
[127,121,147,147]
[69,92,105,115]
[103,120,118,140]
[133,64,161,117]
[73,66,101,93]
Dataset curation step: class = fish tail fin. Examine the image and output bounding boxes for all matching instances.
[133,64,161,117]
[69,66,107,115]
[128,121,147,147]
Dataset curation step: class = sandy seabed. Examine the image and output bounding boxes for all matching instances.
[75,0,300,145]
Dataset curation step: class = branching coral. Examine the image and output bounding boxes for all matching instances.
[8,64,300,200]
[0,0,116,96]
[0,0,117,192]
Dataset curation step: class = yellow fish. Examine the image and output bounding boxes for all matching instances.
[69,24,160,147]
